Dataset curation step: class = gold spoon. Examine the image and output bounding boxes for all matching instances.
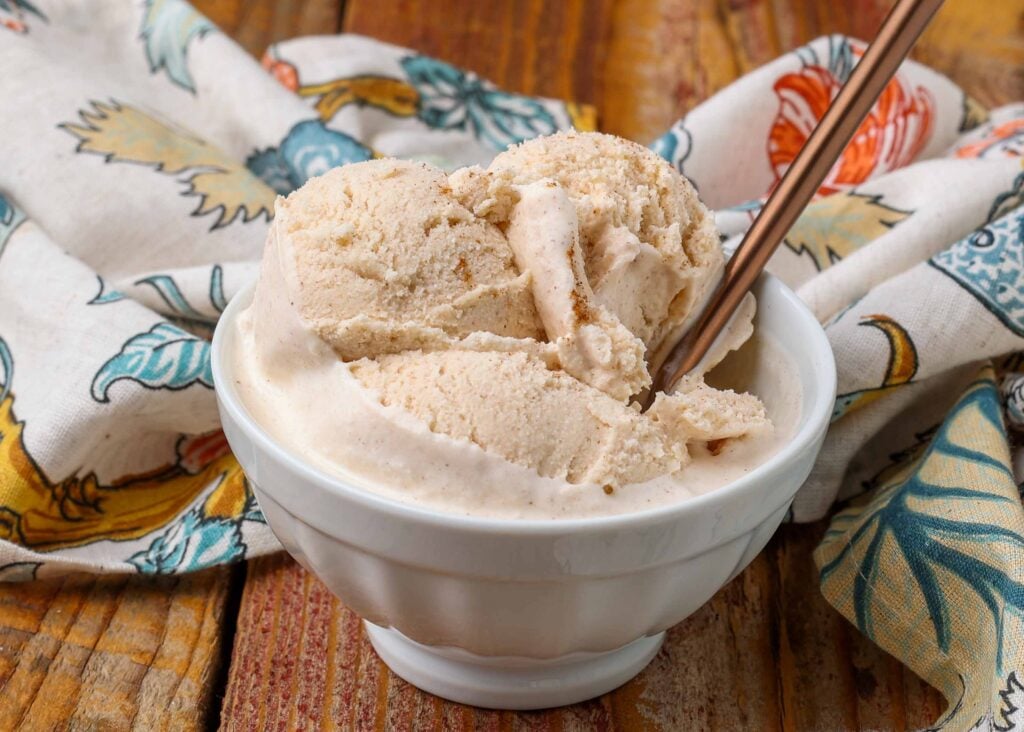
[647,0,944,405]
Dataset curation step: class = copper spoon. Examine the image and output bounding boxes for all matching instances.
[646,0,944,406]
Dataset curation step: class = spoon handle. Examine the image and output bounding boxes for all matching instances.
[652,0,944,397]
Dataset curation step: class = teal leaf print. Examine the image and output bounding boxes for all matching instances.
[210,264,227,312]
[129,475,259,573]
[930,206,1024,337]
[135,274,208,321]
[0,192,25,259]
[819,375,1024,671]
[244,502,266,524]
[140,0,214,93]
[129,505,246,574]
[246,120,373,194]
[826,34,856,82]
[400,55,557,150]
[793,34,856,79]
[134,265,228,321]
[91,322,212,403]
[136,274,205,319]
[0,336,12,404]
[650,125,693,176]
[88,275,126,305]
[0,0,44,16]
[726,199,765,214]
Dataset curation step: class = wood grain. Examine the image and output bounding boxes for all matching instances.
[198,0,343,58]
[0,566,237,731]
[344,0,1023,142]
[343,0,617,116]
[221,528,944,730]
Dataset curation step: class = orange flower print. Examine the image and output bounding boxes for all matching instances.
[261,50,299,92]
[768,48,935,196]
[954,119,1024,160]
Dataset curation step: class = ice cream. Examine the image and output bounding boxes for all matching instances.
[452,130,724,369]
[263,158,543,361]
[233,132,796,519]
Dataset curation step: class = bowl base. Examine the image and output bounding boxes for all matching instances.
[364,622,664,710]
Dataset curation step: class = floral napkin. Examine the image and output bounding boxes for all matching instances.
[2,1,1023,727]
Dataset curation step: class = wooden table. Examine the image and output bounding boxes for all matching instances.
[2,1,1021,729]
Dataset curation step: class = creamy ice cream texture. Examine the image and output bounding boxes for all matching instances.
[235,131,792,518]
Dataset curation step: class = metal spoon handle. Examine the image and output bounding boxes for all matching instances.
[652,0,944,397]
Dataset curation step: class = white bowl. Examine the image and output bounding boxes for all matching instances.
[212,273,835,710]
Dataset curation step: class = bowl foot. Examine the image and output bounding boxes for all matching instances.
[364,621,664,710]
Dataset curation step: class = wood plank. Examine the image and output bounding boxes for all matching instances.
[221,530,943,730]
[220,0,1018,726]
[344,0,1023,143]
[342,0,617,108]
[195,0,344,59]
[0,566,237,731]
[911,0,1024,109]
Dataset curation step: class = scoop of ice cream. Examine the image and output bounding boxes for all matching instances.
[268,158,543,360]
[503,180,648,399]
[451,131,723,369]
[351,349,684,486]
[238,132,768,501]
